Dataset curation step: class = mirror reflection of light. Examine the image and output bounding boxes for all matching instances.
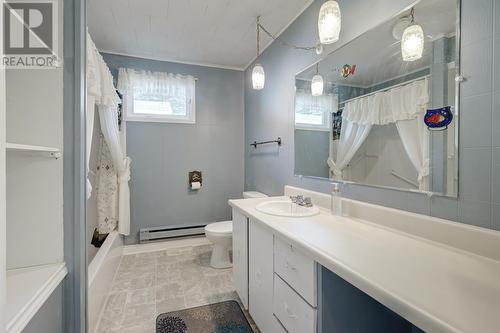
[401,24,424,61]
[311,74,324,96]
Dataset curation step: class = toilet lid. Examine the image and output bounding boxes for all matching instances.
[205,221,232,234]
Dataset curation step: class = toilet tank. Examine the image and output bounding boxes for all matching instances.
[243,191,268,199]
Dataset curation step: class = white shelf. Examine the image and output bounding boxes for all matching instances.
[6,143,61,158]
[6,263,67,333]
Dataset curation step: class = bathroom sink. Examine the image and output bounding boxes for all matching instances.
[255,200,320,217]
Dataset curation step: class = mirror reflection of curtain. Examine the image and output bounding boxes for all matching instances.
[330,78,430,190]
[396,115,429,189]
[329,121,372,177]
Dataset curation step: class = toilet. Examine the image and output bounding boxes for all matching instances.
[205,191,268,268]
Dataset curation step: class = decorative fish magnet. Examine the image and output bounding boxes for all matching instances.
[424,106,453,130]
[340,64,356,78]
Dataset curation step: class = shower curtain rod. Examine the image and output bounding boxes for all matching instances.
[339,75,430,106]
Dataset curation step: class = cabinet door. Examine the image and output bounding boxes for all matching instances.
[232,209,248,309]
[248,220,282,333]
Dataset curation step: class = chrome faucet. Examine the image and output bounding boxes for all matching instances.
[290,195,313,207]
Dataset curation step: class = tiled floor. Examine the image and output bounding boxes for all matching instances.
[96,243,258,333]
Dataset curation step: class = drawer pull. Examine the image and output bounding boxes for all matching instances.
[284,302,298,319]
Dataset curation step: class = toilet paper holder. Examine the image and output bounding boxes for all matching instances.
[188,171,202,189]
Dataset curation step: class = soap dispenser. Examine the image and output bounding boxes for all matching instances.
[331,182,342,216]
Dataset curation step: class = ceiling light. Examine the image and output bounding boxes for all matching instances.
[311,64,324,96]
[401,8,424,62]
[253,16,265,90]
[318,1,341,44]
[252,64,265,90]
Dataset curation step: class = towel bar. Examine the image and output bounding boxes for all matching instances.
[250,137,282,148]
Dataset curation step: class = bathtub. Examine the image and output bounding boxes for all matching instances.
[88,230,123,332]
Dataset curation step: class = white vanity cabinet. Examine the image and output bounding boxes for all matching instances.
[248,219,286,333]
[232,210,249,309]
[231,207,317,333]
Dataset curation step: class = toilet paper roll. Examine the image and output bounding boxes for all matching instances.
[190,181,201,190]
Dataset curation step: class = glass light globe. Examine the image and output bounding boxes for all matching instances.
[311,74,324,96]
[401,24,424,61]
[318,1,341,44]
[252,64,265,90]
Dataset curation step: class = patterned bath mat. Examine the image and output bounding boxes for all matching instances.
[156,300,254,333]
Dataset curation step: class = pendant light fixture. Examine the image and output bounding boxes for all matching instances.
[401,8,424,62]
[318,1,341,44]
[311,63,324,96]
[252,16,265,90]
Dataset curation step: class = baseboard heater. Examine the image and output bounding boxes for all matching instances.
[139,224,206,243]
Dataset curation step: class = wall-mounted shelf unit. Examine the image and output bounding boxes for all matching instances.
[6,143,62,159]
[6,263,67,333]
[2,31,66,331]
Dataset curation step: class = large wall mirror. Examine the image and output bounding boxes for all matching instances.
[294,0,459,197]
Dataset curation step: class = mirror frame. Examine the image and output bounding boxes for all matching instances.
[293,0,462,198]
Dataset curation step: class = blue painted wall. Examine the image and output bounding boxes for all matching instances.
[244,0,500,231]
[295,129,330,178]
[101,53,245,244]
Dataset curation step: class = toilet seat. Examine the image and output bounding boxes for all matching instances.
[205,221,232,235]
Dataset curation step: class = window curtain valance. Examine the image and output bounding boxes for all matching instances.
[116,68,195,97]
[342,78,429,126]
[86,33,101,102]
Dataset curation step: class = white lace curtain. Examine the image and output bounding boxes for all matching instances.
[87,32,131,235]
[117,68,195,97]
[86,33,101,200]
[330,78,430,189]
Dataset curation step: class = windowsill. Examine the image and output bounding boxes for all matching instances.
[295,126,330,132]
[126,117,196,124]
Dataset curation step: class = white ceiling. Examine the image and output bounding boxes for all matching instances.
[298,0,456,87]
[87,0,313,70]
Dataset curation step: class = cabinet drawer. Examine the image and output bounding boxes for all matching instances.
[274,236,317,306]
[274,274,316,333]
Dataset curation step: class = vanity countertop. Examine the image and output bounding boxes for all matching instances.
[229,196,500,333]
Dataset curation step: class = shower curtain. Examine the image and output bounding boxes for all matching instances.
[330,78,430,190]
[96,136,118,234]
[87,32,131,235]
[86,33,101,200]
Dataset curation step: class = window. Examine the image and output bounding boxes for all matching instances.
[130,89,194,123]
[119,68,196,124]
[295,90,337,130]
